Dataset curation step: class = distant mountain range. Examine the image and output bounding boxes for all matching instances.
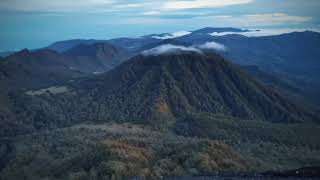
[46,27,252,52]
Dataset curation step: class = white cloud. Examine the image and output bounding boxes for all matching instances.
[142,42,229,56]
[202,13,312,27]
[142,44,202,56]
[0,0,114,12]
[162,0,253,10]
[244,13,312,24]
[152,31,192,39]
[198,42,227,51]
[209,28,320,37]
[0,0,254,12]
[142,11,161,16]
[114,3,143,9]
[209,32,240,36]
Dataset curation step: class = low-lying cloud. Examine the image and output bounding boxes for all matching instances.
[142,44,202,56]
[209,28,320,37]
[198,42,227,51]
[152,31,192,39]
[142,42,227,56]
[162,0,253,10]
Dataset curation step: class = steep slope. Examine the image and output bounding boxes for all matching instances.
[241,65,313,105]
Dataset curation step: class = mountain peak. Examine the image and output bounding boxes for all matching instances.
[70,51,316,124]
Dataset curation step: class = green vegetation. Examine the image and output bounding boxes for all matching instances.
[0,123,248,180]
[176,113,320,170]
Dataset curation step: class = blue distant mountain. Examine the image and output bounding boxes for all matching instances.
[46,27,251,52]
[47,39,108,52]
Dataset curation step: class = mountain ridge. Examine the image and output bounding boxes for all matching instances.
[10,51,314,131]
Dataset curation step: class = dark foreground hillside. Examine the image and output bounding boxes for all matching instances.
[0,123,248,179]
[1,122,320,180]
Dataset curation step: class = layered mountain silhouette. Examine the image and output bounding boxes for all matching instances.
[0,43,130,90]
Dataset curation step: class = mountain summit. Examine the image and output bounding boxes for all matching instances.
[65,51,316,125]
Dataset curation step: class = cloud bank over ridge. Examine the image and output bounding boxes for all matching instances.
[198,42,227,51]
[142,42,227,56]
[142,44,202,56]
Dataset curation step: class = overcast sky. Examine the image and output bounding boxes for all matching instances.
[1,0,320,51]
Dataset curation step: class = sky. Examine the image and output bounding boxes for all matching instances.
[0,0,320,51]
